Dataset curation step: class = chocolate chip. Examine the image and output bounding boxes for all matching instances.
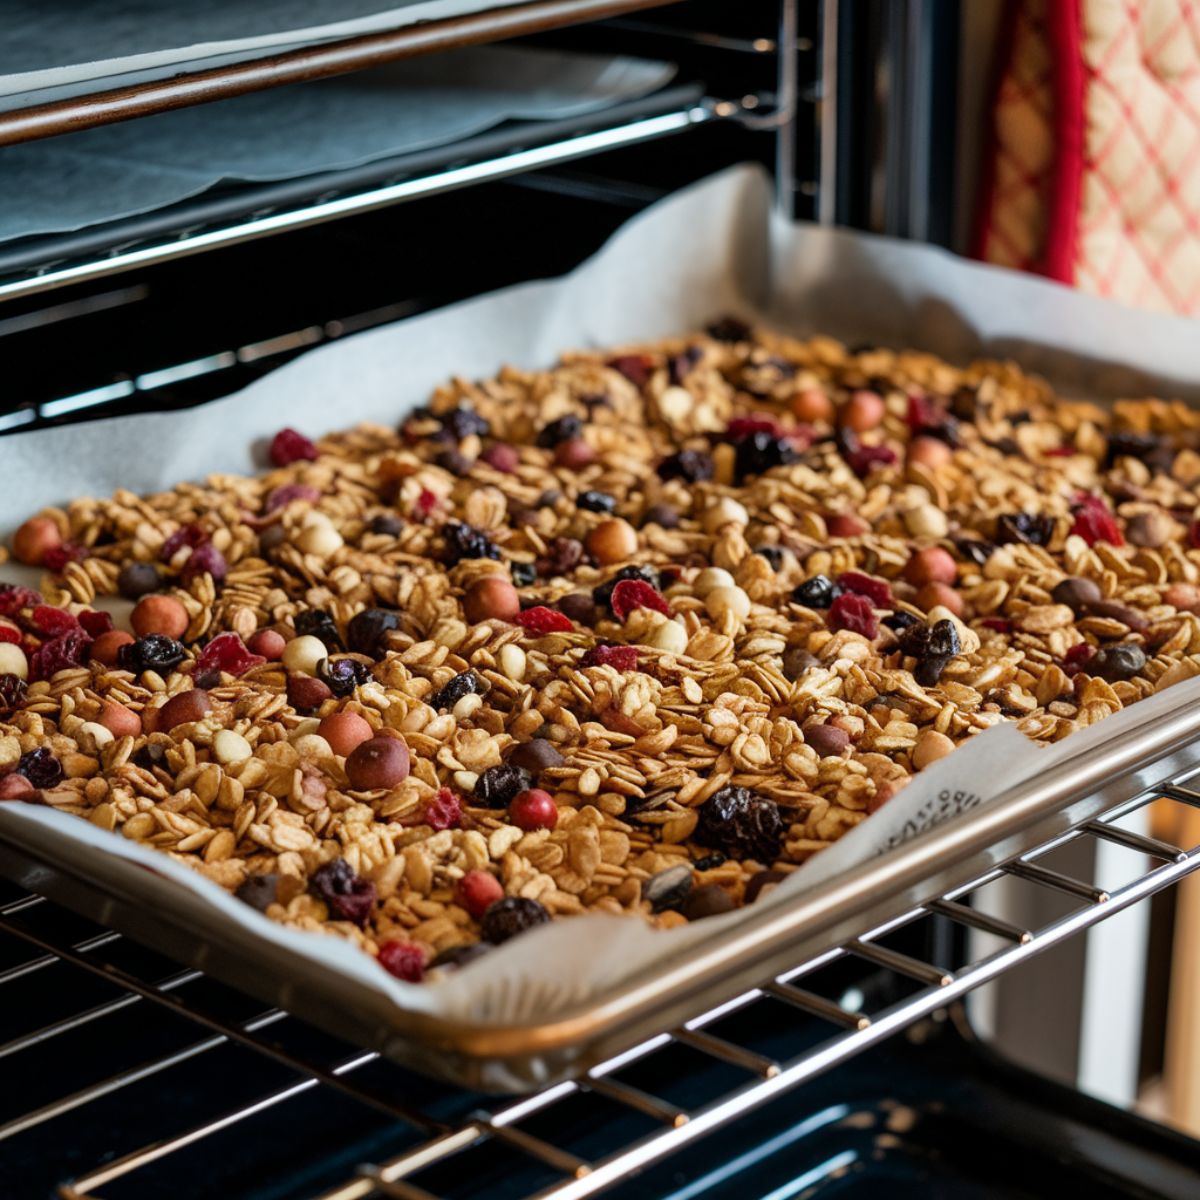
[782,648,819,681]
[1051,576,1102,613]
[507,738,565,774]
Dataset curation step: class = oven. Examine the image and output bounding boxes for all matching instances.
[3,3,1200,1197]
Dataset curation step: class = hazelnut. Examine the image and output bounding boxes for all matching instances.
[90,630,135,666]
[98,700,141,739]
[912,730,956,769]
[281,635,328,676]
[213,729,253,764]
[905,547,957,587]
[131,594,189,640]
[345,735,410,790]
[1165,582,1200,612]
[908,436,953,469]
[917,582,963,617]
[12,516,62,565]
[0,643,29,680]
[840,390,885,432]
[463,576,521,624]
[247,629,287,660]
[157,688,212,731]
[586,518,638,565]
[790,388,834,423]
[317,711,374,757]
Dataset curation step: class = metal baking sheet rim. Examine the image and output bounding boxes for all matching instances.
[3,697,1199,1091]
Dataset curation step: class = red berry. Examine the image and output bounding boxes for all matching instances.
[181,542,228,584]
[269,428,319,467]
[160,523,207,562]
[509,788,558,831]
[906,392,945,433]
[1063,641,1095,676]
[580,643,641,671]
[481,443,520,473]
[608,354,652,387]
[0,586,41,617]
[423,787,463,831]
[726,414,783,439]
[1071,494,1123,547]
[836,571,893,609]
[456,869,505,918]
[828,592,878,638]
[31,605,79,637]
[378,940,425,982]
[42,541,87,572]
[513,606,574,634]
[0,624,19,645]
[980,617,1011,633]
[414,488,439,520]
[265,483,321,513]
[78,609,113,637]
[609,579,670,622]
[1189,519,1200,549]
[195,632,265,679]
[847,444,898,478]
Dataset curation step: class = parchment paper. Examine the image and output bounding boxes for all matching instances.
[2,165,1199,1035]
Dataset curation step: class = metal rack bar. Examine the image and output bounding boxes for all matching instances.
[0,0,677,147]
[1005,859,1110,904]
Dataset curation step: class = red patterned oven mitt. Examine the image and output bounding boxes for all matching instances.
[977,0,1200,315]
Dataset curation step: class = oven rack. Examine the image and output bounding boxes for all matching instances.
[5,773,1198,1198]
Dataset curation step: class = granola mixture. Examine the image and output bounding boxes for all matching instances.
[3,318,1200,981]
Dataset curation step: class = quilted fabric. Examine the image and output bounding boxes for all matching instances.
[978,0,1200,316]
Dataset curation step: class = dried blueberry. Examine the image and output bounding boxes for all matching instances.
[474,763,534,808]
[117,562,161,600]
[235,873,280,913]
[0,674,27,718]
[996,513,1055,546]
[310,858,377,927]
[535,414,583,449]
[706,316,752,342]
[695,786,784,862]
[791,575,841,609]
[692,853,727,872]
[440,405,490,441]
[1090,643,1147,682]
[510,561,537,587]
[119,635,186,676]
[642,864,693,913]
[317,656,372,698]
[480,896,550,944]
[442,521,500,565]
[133,742,168,771]
[734,432,798,482]
[430,670,482,711]
[577,491,616,514]
[657,450,714,483]
[927,618,961,659]
[294,608,344,650]
[953,538,995,566]
[17,747,62,788]
[883,611,922,632]
[754,545,786,571]
[346,608,400,657]
[368,514,404,537]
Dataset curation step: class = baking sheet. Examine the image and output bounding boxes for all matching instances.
[2,164,1200,1055]
[0,1,520,105]
[0,46,676,244]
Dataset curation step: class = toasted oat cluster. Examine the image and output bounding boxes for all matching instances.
[3,319,1200,980]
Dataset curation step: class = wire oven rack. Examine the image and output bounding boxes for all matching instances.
[5,771,1199,1198]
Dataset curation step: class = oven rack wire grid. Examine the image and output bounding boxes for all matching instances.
[3,772,1198,1199]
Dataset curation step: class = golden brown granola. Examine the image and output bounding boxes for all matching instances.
[4,320,1200,979]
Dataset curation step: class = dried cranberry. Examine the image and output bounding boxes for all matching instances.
[422,788,463,831]
[1063,642,1095,676]
[30,606,79,637]
[480,896,550,944]
[309,858,376,927]
[706,316,752,342]
[610,579,670,622]
[695,786,783,862]
[346,608,400,657]
[513,606,573,633]
[727,414,783,439]
[17,747,62,788]
[78,610,113,637]
[30,629,92,680]
[119,635,187,676]
[474,764,534,809]
[657,449,714,483]
[581,643,641,671]
[430,671,482,711]
[593,565,663,609]
[181,542,227,584]
[414,489,439,521]
[981,617,1011,633]
[265,483,321,513]
[43,542,87,572]
[0,674,27,717]
[0,625,16,645]
[293,609,344,650]
[607,355,652,387]
[1045,445,1076,458]
[441,521,500,565]
[837,572,893,609]
[792,575,841,609]
[160,523,207,562]
[734,432,798,482]
[439,405,490,441]
[378,941,425,982]
[317,657,372,698]
[0,585,41,617]
[1071,494,1124,547]
[269,428,319,467]
[906,392,943,433]
[847,444,898,477]
[195,632,264,679]
[828,593,878,638]
[535,414,583,448]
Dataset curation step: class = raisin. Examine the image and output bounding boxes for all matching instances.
[558,593,599,625]
[535,414,583,448]
[791,575,841,609]
[608,355,652,387]
[657,450,714,483]
[692,853,727,871]
[317,656,372,698]
[440,405,489,441]
[996,513,1055,546]
[1090,643,1147,682]
[346,608,400,657]
[642,864,693,913]
[442,521,500,564]
[160,523,207,562]
[1105,431,1162,467]
[310,858,377,927]
[577,490,616,514]
[430,670,482,711]
[510,561,537,587]
[474,764,534,808]
[480,896,550,944]
[428,942,491,972]
[954,538,995,565]
[914,655,953,686]
[883,611,921,632]
[927,619,961,659]
[134,742,169,771]
[369,514,404,536]
[507,739,565,774]
[695,786,783,862]
[293,608,344,650]
[754,545,786,570]
[668,346,703,384]
[235,873,280,913]
[17,747,62,788]
[846,444,898,477]
[733,432,798,482]
[435,449,472,476]
[0,674,27,718]
[706,316,752,342]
